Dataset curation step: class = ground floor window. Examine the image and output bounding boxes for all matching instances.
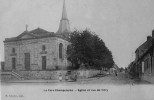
[12,57,16,70]
[42,56,46,70]
[24,53,30,70]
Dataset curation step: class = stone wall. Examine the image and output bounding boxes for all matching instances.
[77,70,100,78]
[56,38,70,69]
[0,74,18,81]
[8,70,100,80]
[4,37,70,71]
[16,70,68,80]
[141,74,154,83]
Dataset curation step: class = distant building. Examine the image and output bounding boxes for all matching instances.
[3,0,71,71]
[134,30,154,83]
[127,61,138,78]
[109,64,119,74]
[112,64,119,71]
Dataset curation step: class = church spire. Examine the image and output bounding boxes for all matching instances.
[56,0,70,36]
[62,0,67,20]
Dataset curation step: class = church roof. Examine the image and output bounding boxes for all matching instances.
[4,0,71,43]
[4,28,55,42]
[30,27,51,37]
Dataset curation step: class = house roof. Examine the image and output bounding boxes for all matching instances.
[135,37,153,62]
[112,64,119,70]
[135,37,152,53]
[137,45,153,62]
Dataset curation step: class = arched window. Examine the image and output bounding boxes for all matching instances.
[59,43,63,59]
[42,45,46,51]
[12,48,15,53]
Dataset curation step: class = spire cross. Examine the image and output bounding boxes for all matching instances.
[26,24,28,31]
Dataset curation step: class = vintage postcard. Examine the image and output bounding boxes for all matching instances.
[0,0,154,100]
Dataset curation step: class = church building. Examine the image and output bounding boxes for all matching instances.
[4,0,71,71]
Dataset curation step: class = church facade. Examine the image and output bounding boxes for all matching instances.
[4,0,71,71]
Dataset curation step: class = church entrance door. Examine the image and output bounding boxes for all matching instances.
[25,53,30,70]
[12,57,16,70]
[42,56,46,70]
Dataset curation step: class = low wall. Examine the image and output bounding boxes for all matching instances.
[77,70,100,78]
[1,70,101,80]
[141,74,154,83]
[16,70,67,80]
[17,70,101,80]
[0,74,18,81]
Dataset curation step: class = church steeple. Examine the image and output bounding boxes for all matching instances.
[62,0,67,20]
[56,0,70,36]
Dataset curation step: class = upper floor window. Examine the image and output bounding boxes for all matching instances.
[12,48,15,53]
[42,45,46,51]
[59,43,63,59]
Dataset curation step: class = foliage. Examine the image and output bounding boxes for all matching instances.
[119,67,125,72]
[67,29,114,70]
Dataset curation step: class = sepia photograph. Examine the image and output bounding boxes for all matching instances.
[0,0,154,100]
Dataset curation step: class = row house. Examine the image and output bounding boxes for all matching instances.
[134,30,154,83]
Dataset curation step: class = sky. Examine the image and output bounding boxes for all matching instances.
[0,0,154,68]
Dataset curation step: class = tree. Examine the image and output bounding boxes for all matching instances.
[119,67,124,72]
[67,29,114,70]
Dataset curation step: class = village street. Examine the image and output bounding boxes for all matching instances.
[65,72,151,85]
[1,72,151,85]
[1,72,153,100]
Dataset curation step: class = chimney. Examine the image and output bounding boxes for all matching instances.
[152,29,154,37]
[147,36,152,41]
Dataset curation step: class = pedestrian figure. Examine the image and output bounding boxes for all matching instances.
[59,73,63,82]
[65,74,69,81]
[115,70,117,76]
[74,73,77,81]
